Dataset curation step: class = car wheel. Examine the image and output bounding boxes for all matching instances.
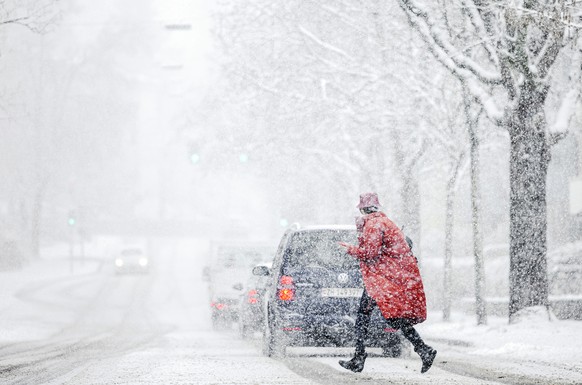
[239,321,252,339]
[212,310,227,330]
[262,312,275,356]
[211,312,220,330]
[262,308,286,357]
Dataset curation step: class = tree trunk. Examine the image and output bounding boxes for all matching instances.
[463,86,487,325]
[508,88,550,322]
[443,154,463,321]
[442,174,455,321]
[389,128,422,258]
[469,132,487,325]
[401,169,421,255]
[30,179,48,259]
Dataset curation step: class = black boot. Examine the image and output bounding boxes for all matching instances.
[415,345,437,373]
[339,352,367,373]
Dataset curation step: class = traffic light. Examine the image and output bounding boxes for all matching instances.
[188,141,201,165]
[239,153,249,163]
[190,153,201,164]
[68,210,77,226]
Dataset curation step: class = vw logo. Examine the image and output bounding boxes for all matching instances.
[337,273,349,284]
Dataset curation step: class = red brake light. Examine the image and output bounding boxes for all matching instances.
[278,275,295,301]
[280,275,293,285]
[278,288,294,301]
[247,289,259,304]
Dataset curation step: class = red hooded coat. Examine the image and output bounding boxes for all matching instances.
[346,212,427,323]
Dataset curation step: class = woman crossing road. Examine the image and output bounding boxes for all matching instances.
[338,192,437,373]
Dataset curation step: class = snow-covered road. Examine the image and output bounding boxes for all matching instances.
[0,239,320,384]
[1,239,581,384]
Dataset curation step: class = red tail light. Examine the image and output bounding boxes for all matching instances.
[278,275,295,301]
[247,289,259,304]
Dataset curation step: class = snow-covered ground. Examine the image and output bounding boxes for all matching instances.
[1,239,581,384]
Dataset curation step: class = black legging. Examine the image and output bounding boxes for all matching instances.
[355,289,425,355]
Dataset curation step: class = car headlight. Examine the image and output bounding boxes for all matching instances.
[139,258,148,267]
[115,258,124,267]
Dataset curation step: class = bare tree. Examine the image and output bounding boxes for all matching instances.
[0,0,60,259]
[211,0,446,232]
[1,1,151,261]
[0,0,59,33]
[397,0,582,321]
[419,76,471,321]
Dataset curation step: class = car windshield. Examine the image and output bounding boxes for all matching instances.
[284,229,359,269]
[121,248,143,256]
[217,248,267,269]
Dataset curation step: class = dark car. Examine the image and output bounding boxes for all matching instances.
[260,225,405,357]
[237,262,272,338]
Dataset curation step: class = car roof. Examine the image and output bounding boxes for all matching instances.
[121,246,144,253]
[292,224,356,232]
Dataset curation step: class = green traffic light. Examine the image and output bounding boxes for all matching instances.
[190,153,200,164]
[68,218,76,226]
[239,154,249,163]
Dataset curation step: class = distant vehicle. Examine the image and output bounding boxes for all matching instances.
[548,243,582,320]
[205,243,273,329]
[549,244,582,295]
[261,225,405,357]
[114,247,149,274]
[237,261,273,338]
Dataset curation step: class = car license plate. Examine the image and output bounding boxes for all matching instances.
[321,288,363,298]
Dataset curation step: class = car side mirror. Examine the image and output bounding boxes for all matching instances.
[233,282,244,291]
[252,265,270,276]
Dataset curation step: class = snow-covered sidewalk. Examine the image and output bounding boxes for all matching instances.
[419,308,582,369]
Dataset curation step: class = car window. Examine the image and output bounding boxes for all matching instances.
[247,273,270,289]
[217,248,266,269]
[121,248,143,256]
[284,230,358,269]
